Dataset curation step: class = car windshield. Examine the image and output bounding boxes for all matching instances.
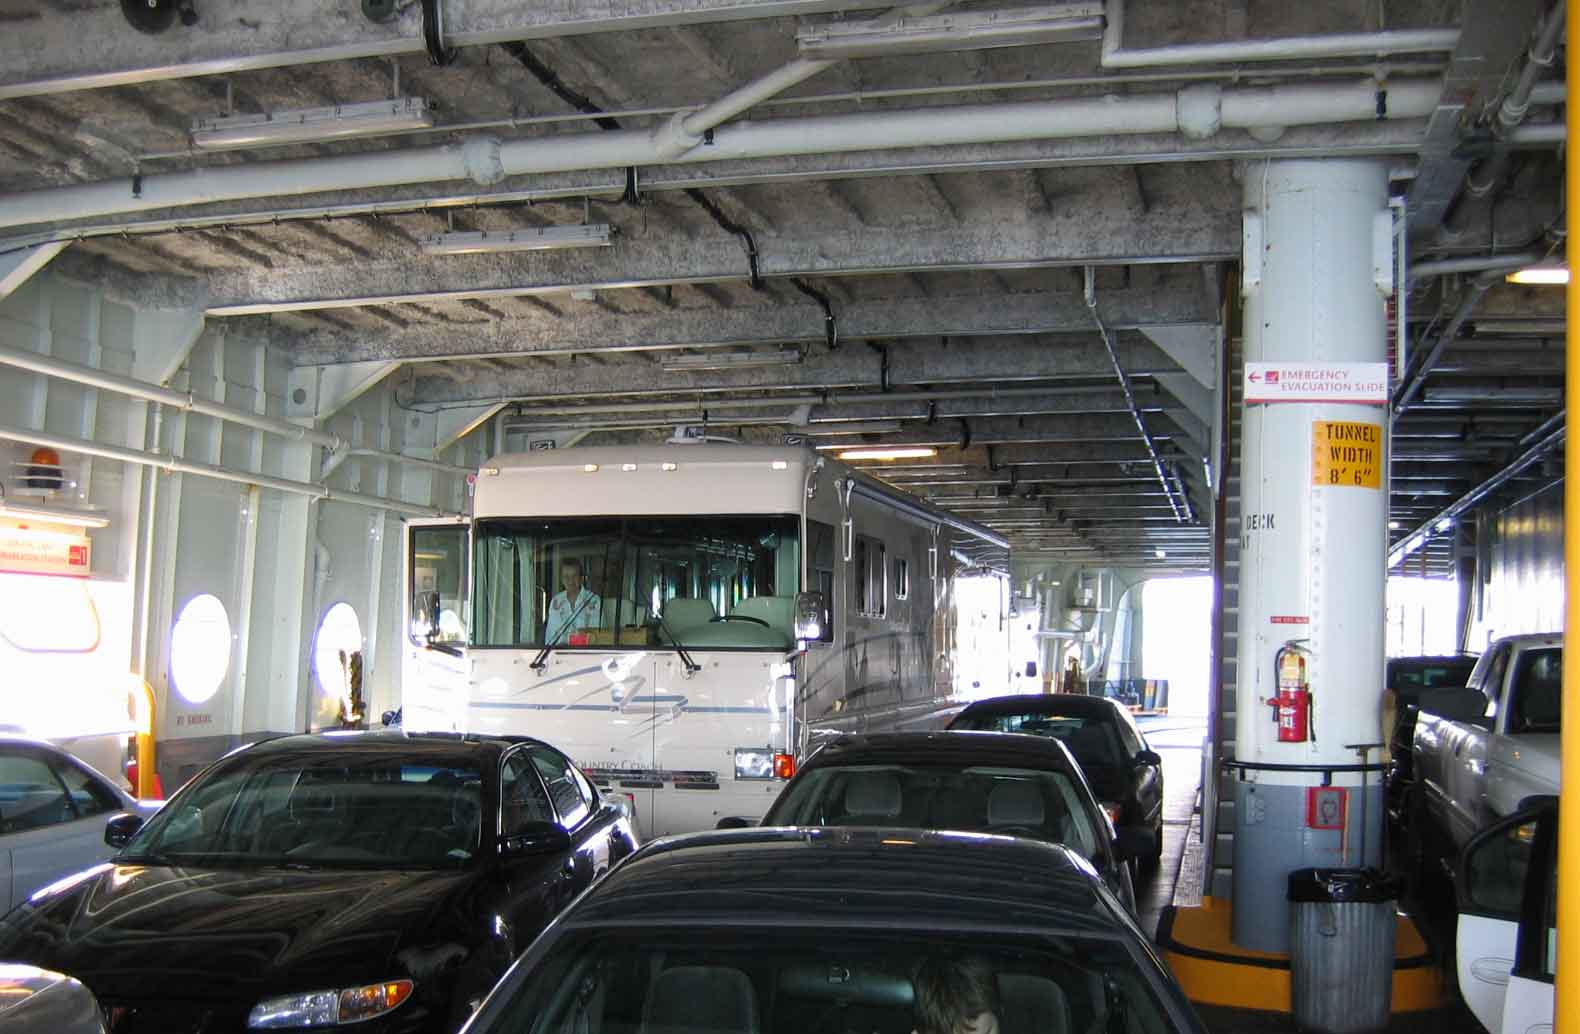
[472,515,801,651]
[1387,659,1477,692]
[764,764,1100,860]
[123,752,483,869]
[952,712,1126,774]
[482,928,1181,1034]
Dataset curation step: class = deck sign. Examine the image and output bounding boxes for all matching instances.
[1311,420,1382,489]
[1244,361,1389,404]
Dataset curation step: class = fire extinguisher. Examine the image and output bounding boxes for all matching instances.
[1268,643,1313,743]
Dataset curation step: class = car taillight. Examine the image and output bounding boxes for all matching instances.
[773,753,796,780]
[1102,802,1123,827]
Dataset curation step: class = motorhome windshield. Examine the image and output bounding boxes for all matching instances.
[473,515,801,651]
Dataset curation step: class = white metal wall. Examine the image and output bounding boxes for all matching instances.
[0,270,492,786]
[1467,482,1564,648]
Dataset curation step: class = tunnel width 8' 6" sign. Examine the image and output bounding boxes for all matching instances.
[1311,420,1382,489]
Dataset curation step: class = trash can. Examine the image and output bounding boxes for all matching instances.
[1288,868,1401,1034]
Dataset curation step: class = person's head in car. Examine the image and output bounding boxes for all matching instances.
[912,955,1000,1034]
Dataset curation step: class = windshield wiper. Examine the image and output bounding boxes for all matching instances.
[530,593,598,672]
[425,639,463,657]
[654,611,701,675]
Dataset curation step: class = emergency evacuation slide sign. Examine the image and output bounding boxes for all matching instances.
[1243,362,1389,404]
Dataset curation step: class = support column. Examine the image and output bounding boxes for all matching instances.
[1233,159,1392,952]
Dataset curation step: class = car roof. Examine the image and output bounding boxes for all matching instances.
[956,694,1127,719]
[239,730,541,760]
[802,730,1079,771]
[568,826,1119,933]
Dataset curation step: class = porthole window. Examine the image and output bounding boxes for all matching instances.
[314,602,363,699]
[170,594,231,704]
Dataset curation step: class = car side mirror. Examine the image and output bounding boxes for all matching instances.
[499,822,572,859]
[715,816,753,830]
[1135,749,1163,767]
[793,591,828,642]
[1113,826,1156,863]
[105,813,145,849]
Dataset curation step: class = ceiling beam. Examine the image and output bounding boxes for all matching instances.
[407,333,1185,403]
[281,284,1216,364]
[0,0,886,100]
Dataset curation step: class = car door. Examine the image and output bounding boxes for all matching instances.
[1455,799,1554,1034]
[497,748,570,943]
[528,746,604,894]
[3,746,123,910]
[1114,712,1162,827]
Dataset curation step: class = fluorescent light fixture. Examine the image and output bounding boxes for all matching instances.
[1435,517,1454,532]
[837,446,940,461]
[621,463,639,472]
[583,464,600,473]
[659,348,803,373]
[192,97,433,150]
[798,3,1104,58]
[1154,549,1167,559]
[1388,520,1402,530]
[661,462,679,471]
[0,501,108,529]
[420,224,614,256]
[1505,265,1569,285]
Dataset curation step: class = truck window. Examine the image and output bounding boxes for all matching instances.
[1508,649,1561,733]
[1481,645,1512,720]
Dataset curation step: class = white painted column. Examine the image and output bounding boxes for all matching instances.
[1233,159,1392,952]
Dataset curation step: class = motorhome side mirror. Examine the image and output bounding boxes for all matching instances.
[411,590,441,640]
[499,823,572,859]
[105,813,145,849]
[793,591,827,642]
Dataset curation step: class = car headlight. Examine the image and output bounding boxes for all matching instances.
[247,980,414,1028]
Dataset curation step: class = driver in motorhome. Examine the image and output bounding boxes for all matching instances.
[546,557,601,643]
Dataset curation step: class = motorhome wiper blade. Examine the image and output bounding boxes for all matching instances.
[655,612,702,675]
[425,640,463,658]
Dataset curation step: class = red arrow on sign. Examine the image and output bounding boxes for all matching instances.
[1248,371,1262,382]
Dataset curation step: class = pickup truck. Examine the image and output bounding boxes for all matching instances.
[1411,633,1561,852]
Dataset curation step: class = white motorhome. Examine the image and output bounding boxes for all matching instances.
[401,444,1011,838]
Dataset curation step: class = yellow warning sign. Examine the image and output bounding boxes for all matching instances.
[1312,421,1382,489]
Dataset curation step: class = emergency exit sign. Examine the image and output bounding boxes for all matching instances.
[1244,362,1389,404]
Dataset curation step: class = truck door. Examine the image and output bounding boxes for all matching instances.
[1455,800,1554,1034]
[402,517,470,733]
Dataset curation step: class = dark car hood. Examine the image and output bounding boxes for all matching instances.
[0,862,479,1003]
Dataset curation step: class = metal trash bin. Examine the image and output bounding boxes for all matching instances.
[1288,868,1400,1034]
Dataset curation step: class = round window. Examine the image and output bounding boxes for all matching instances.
[314,602,363,698]
[170,594,231,704]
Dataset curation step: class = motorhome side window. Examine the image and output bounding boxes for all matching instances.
[472,514,801,650]
[894,557,909,601]
[409,526,468,645]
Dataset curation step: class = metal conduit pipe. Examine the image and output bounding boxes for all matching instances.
[1465,2,1566,200]
[1392,272,1500,416]
[336,448,474,475]
[504,383,1134,418]
[0,421,451,518]
[1510,122,1567,145]
[0,342,340,449]
[1083,266,1185,523]
[0,77,1444,230]
[1099,0,1459,68]
[1406,251,1543,279]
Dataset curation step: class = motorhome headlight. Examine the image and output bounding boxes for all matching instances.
[734,749,774,780]
[247,980,414,1028]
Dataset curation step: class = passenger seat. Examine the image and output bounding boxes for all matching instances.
[985,782,1046,834]
[831,772,904,824]
[660,598,716,632]
[641,966,759,1034]
[998,974,1071,1034]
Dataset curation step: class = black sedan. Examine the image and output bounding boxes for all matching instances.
[461,827,1207,1034]
[0,732,638,1034]
[759,731,1148,910]
[948,694,1165,870]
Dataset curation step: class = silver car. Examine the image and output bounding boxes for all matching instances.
[0,735,158,915]
[0,963,106,1033]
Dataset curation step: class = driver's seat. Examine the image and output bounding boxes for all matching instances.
[733,596,794,632]
[661,598,716,631]
[986,781,1045,834]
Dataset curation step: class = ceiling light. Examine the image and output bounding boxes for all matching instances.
[191,97,433,150]
[1435,517,1454,532]
[1154,549,1167,559]
[419,225,614,256]
[659,349,804,373]
[1388,520,1402,530]
[0,501,108,529]
[837,447,940,461]
[1505,265,1569,285]
[798,3,1104,58]
[1471,318,1566,334]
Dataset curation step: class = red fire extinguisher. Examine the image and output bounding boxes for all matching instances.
[1269,644,1312,742]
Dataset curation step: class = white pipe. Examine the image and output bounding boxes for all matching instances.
[339,447,473,475]
[0,342,341,449]
[0,77,1444,231]
[1511,122,1566,144]
[1100,0,1459,68]
[0,420,451,517]
[1407,251,1543,279]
